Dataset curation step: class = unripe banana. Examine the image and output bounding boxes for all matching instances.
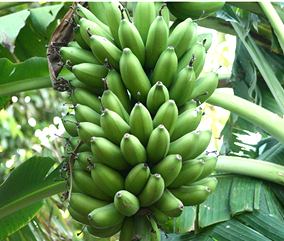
[168,159,205,188]
[73,169,112,201]
[169,185,211,206]
[154,188,184,217]
[118,8,145,65]
[62,114,78,137]
[177,41,206,79]
[125,163,150,196]
[88,2,108,25]
[76,151,101,172]
[168,131,200,160]
[146,125,170,165]
[148,206,171,224]
[194,155,218,181]
[169,59,196,107]
[178,99,199,115]
[90,137,130,171]
[70,193,110,217]
[146,81,169,115]
[120,133,147,166]
[77,122,106,145]
[101,87,130,123]
[134,2,156,44]
[70,63,108,88]
[71,88,101,113]
[106,68,131,113]
[89,33,122,71]
[114,190,140,216]
[197,33,213,52]
[145,4,169,69]
[150,216,161,241]
[120,48,151,103]
[129,102,153,146]
[60,47,100,66]
[73,24,90,50]
[87,222,123,238]
[100,109,130,145]
[68,40,81,48]
[71,178,88,195]
[154,2,170,27]
[188,72,219,104]
[171,107,203,142]
[151,46,178,88]
[70,78,103,96]
[74,104,100,126]
[138,173,165,207]
[119,216,136,241]
[88,203,125,228]
[167,18,197,59]
[68,205,89,225]
[186,130,212,160]
[151,154,182,187]
[186,177,218,194]
[69,137,91,152]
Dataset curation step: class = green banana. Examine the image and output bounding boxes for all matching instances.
[168,159,205,188]
[89,33,122,71]
[120,133,147,166]
[168,131,200,160]
[169,185,211,206]
[70,63,108,88]
[151,46,178,88]
[154,2,170,27]
[188,72,219,104]
[74,104,101,126]
[88,203,125,228]
[73,24,90,50]
[169,59,196,107]
[186,130,212,159]
[88,2,108,25]
[197,33,213,52]
[71,178,88,195]
[186,176,218,194]
[151,154,182,187]
[154,188,184,217]
[100,109,130,145]
[101,86,130,123]
[73,169,112,201]
[153,100,178,135]
[134,2,156,44]
[167,18,197,59]
[145,4,169,69]
[60,46,100,66]
[146,125,170,165]
[90,137,130,171]
[77,122,106,146]
[129,101,153,146]
[70,193,110,217]
[119,48,151,103]
[105,67,131,113]
[90,163,125,197]
[138,173,165,207]
[62,114,78,137]
[171,107,203,142]
[71,88,101,113]
[119,216,136,241]
[76,151,101,172]
[69,137,91,152]
[114,190,140,216]
[68,205,89,225]
[70,78,103,96]
[177,41,206,79]
[125,163,150,196]
[178,99,198,115]
[150,215,161,241]
[148,206,171,224]
[87,222,123,238]
[67,41,81,48]
[118,7,145,65]
[146,81,169,115]
[194,155,218,181]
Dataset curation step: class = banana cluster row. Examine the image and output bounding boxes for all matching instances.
[58,2,219,239]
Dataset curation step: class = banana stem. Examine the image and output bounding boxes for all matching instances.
[259,2,284,53]
[215,156,284,186]
[207,89,284,146]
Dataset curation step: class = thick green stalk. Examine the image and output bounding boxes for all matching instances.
[216,156,284,186]
[207,89,284,146]
[259,2,284,53]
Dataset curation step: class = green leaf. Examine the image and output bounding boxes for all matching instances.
[0,155,65,219]
[175,206,196,234]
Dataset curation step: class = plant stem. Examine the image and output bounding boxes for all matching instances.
[207,89,284,146]
[259,2,284,53]
[215,156,284,186]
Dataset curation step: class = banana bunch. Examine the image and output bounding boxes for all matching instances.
[58,2,219,240]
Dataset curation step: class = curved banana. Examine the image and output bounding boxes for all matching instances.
[114,190,140,216]
[70,78,103,96]
[125,163,150,196]
[154,2,170,27]
[76,151,101,171]
[197,33,213,52]
[69,137,91,152]
[68,41,80,48]
[74,104,101,126]
[148,206,171,224]
[150,215,161,241]
[151,154,182,187]
[146,125,170,165]
[194,155,218,181]
[71,178,88,195]
[77,122,106,145]
[88,2,108,25]
[68,205,89,225]
[186,176,218,194]
[178,99,199,115]
[87,221,123,238]
[119,216,136,241]
[73,24,90,50]
[62,114,78,137]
